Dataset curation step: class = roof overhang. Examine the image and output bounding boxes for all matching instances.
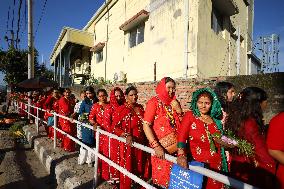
[243,0,251,6]
[50,27,94,65]
[90,42,105,52]
[212,0,239,16]
[119,10,149,31]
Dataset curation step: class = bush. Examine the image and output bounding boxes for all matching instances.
[9,122,24,138]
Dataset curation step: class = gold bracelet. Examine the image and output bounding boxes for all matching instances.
[123,133,130,138]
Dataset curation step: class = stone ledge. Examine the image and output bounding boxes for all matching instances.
[23,124,95,189]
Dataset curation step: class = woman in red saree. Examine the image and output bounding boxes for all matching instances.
[34,92,46,122]
[19,93,28,117]
[177,88,228,189]
[44,89,61,139]
[58,88,76,152]
[30,91,39,124]
[267,111,284,189]
[226,87,276,188]
[33,92,41,117]
[102,87,125,181]
[143,77,182,188]
[89,89,109,178]
[214,81,236,171]
[112,86,149,189]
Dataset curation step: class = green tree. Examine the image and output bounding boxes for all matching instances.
[0,47,53,85]
[36,63,54,79]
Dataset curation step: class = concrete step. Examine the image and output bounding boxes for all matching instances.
[23,124,96,189]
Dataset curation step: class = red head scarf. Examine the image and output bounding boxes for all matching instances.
[156,77,176,106]
[109,87,125,107]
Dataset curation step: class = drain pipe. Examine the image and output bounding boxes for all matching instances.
[183,0,189,78]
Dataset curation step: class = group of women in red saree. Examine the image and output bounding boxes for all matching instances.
[18,88,77,151]
[13,77,284,189]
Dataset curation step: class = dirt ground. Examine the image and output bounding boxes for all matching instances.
[0,125,55,189]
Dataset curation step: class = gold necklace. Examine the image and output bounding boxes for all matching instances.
[200,115,210,121]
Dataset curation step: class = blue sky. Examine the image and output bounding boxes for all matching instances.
[0,0,283,85]
[0,0,104,85]
[253,0,284,72]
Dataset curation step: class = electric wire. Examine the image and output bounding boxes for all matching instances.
[11,0,16,31]
[34,0,48,37]
[16,0,23,48]
[5,5,11,36]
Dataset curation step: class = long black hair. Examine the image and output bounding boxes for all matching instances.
[85,86,98,102]
[226,87,267,134]
[85,86,95,94]
[214,81,234,112]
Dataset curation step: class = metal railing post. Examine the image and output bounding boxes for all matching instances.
[93,126,100,189]
[14,101,17,113]
[13,101,16,112]
[27,104,30,119]
[36,108,39,135]
[53,113,57,149]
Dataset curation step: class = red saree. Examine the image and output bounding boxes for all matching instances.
[33,100,40,117]
[267,112,284,189]
[38,95,47,119]
[102,87,125,180]
[30,97,38,121]
[89,102,109,180]
[231,118,276,188]
[178,111,224,189]
[113,103,149,189]
[19,95,28,117]
[143,78,180,188]
[33,96,45,122]
[58,96,76,152]
[44,95,60,139]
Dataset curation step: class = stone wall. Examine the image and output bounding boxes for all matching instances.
[71,72,284,123]
[226,73,284,123]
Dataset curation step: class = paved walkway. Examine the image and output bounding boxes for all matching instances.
[0,103,54,189]
[0,126,53,189]
[2,103,129,188]
[23,124,96,189]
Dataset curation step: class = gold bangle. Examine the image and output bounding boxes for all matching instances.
[123,133,130,138]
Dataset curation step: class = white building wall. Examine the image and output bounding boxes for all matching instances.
[91,0,186,82]
[84,0,253,82]
[196,0,250,78]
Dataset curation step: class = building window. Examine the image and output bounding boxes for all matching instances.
[129,23,145,48]
[211,8,223,34]
[96,50,103,63]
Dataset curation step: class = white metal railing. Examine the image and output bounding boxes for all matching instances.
[13,101,259,189]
